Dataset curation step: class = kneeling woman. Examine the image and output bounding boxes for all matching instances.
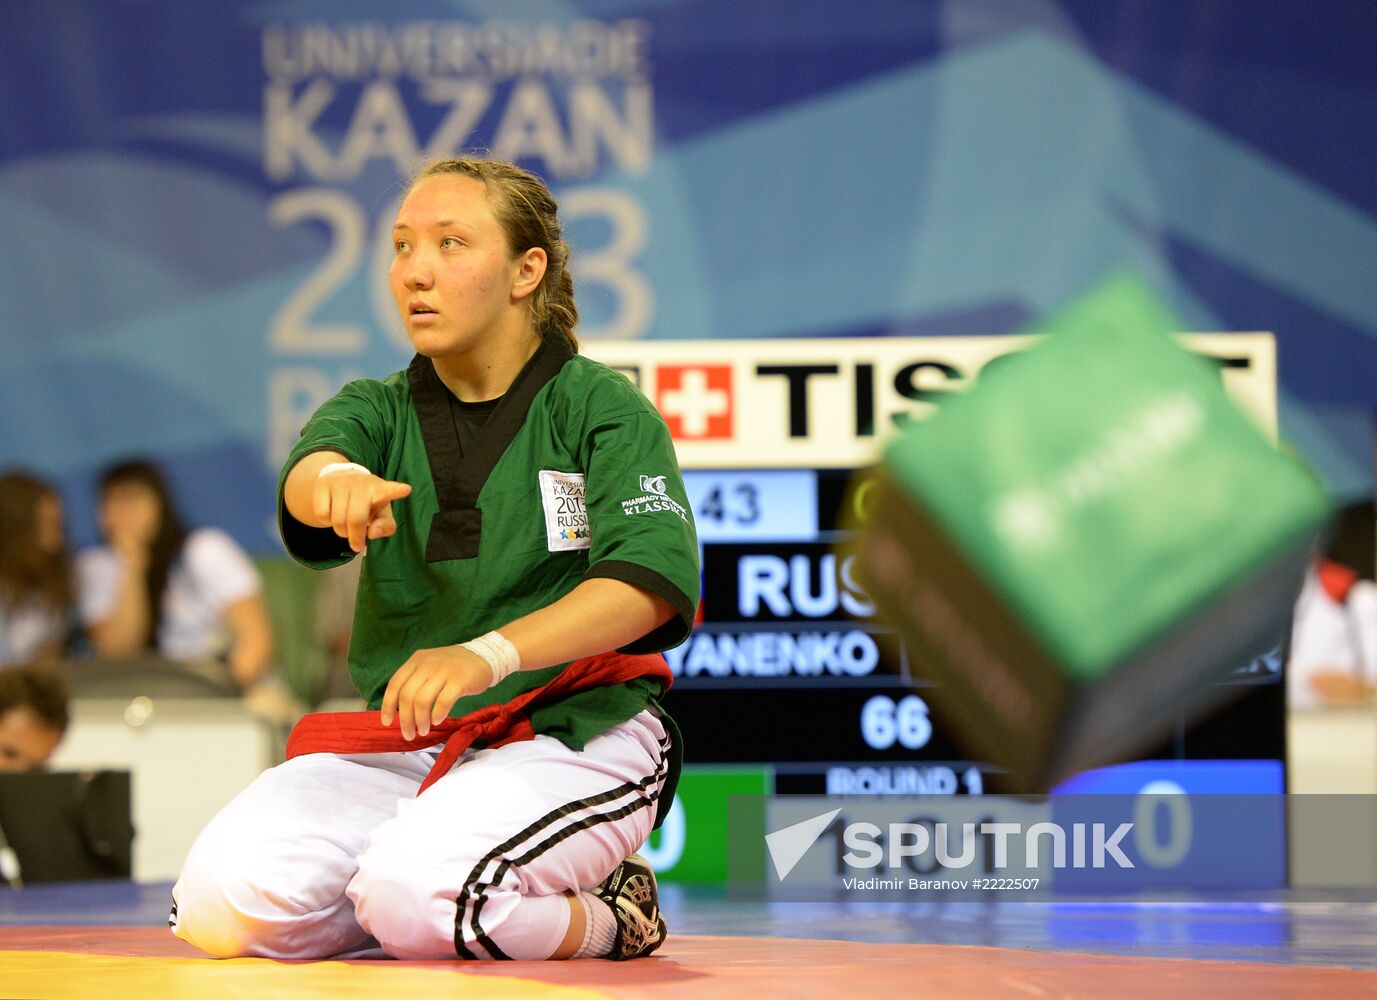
[171,157,698,962]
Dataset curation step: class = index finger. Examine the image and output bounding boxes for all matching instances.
[373,479,412,503]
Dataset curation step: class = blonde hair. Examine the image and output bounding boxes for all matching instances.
[411,157,579,353]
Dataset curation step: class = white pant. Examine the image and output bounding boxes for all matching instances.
[172,710,670,960]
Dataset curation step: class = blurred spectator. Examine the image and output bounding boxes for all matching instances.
[0,470,75,667]
[1289,416,1377,709]
[1288,556,1377,708]
[77,459,273,690]
[1290,418,1377,708]
[0,664,69,771]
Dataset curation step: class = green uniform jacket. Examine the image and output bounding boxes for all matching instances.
[278,340,698,827]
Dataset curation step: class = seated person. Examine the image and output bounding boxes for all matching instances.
[0,664,69,772]
[1288,555,1377,708]
[0,470,75,667]
[77,459,273,690]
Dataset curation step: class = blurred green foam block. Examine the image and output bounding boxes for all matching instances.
[856,274,1329,790]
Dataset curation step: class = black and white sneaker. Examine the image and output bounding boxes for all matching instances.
[593,853,667,960]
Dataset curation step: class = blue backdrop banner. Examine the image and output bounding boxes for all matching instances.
[3,0,1375,551]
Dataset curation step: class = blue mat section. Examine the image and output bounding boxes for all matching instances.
[0,881,175,927]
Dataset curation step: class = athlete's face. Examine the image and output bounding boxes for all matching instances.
[389,175,527,361]
[0,707,62,772]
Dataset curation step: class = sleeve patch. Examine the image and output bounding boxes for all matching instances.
[620,473,691,522]
[539,470,592,551]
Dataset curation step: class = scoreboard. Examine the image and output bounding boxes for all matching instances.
[582,336,1288,877]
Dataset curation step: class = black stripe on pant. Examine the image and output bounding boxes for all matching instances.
[452,736,670,960]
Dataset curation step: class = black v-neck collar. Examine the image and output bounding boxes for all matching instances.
[408,339,573,561]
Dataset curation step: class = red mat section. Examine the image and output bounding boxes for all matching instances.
[3,926,1376,999]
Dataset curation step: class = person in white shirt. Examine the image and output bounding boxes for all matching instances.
[1288,556,1377,708]
[0,470,73,668]
[78,459,273,689]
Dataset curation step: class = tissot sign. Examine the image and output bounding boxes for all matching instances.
[583,336,1277,470]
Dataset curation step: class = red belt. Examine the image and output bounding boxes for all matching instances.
[286,651,672,793]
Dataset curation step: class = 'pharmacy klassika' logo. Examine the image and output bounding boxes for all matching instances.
[764,809,1134,881]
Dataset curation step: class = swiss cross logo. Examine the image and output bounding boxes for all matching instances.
[656,365,733,440]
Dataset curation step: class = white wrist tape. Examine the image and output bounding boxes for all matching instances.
[461,630,522,688]
[318,461,371,479]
